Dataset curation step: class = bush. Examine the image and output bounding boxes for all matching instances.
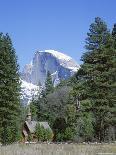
[44,128,53,141]
[35,124,52,142]
[55,127,75,142]
[64,127,75,141]
[27,134,32,142]
[55,132,64,142]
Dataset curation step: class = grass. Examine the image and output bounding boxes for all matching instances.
[0,143,116,155]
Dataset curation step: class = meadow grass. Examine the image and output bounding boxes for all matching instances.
[0,143,116,155]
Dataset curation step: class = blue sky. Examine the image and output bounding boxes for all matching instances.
[0,0,116,71]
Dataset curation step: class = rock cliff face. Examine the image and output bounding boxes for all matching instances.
[21,50,79,105]
[21,50,79,86]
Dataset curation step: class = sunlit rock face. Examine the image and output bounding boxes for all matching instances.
[20,50,80,105]
[21,50,80,86]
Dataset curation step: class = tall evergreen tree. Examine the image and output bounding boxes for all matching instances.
[0,33,21,144]
[73,17,116,142]
[30,71,54,123]
[112,23,116,36]
[45,71,54,95]
[110,24,116,140]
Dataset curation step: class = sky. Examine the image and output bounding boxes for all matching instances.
[0,0,116,71]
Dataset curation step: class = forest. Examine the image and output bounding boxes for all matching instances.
[0,17,116,145]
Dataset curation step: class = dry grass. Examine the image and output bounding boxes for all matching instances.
[0,143,116,155]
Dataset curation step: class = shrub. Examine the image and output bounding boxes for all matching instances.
[55,132,64,142]
[27,134,33,142]
[35,124,52,142]
[44,128,53,141]
[64,127,75,141]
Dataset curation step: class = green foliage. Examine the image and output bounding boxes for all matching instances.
[63,127,75,141]
[27,134,33,142]
[53,117,67,141]
[65,104,77,126]
[54,126,75,142]
[112,24,116,36]
[0,33,21,145]
[45,71,54,95]
[53,104,77,142]
[35,124,52,141]
[30,18,116,143]
[72,17,116,142]
[85,17,109,51]
[32,76,77,142]
[35,124,44,141]
[30,71,55,124]
[33,85,72,127]
[30,99,38,120]
[44,128,53,141]
[76,111,94,142]
[55,132,64,142]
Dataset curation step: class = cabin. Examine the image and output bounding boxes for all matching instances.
[22,108,53,142]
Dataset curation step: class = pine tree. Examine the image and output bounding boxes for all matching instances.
[45,71,54,95]
[31,71,54,124]
[110,24,116,140]
[112,24,116,36]
[0,33,21,144]
[74,17,116,142]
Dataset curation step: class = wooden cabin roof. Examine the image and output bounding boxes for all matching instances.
[24,121,52,134]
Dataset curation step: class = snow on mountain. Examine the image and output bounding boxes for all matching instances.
[20,50,80,105]
[39,50,79,72]
[42,50,71,61]
[21,50,79,85]
[20,79,40,106]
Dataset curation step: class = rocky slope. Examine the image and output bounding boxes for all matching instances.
[21,50,79,105]
[21,50,79,85]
